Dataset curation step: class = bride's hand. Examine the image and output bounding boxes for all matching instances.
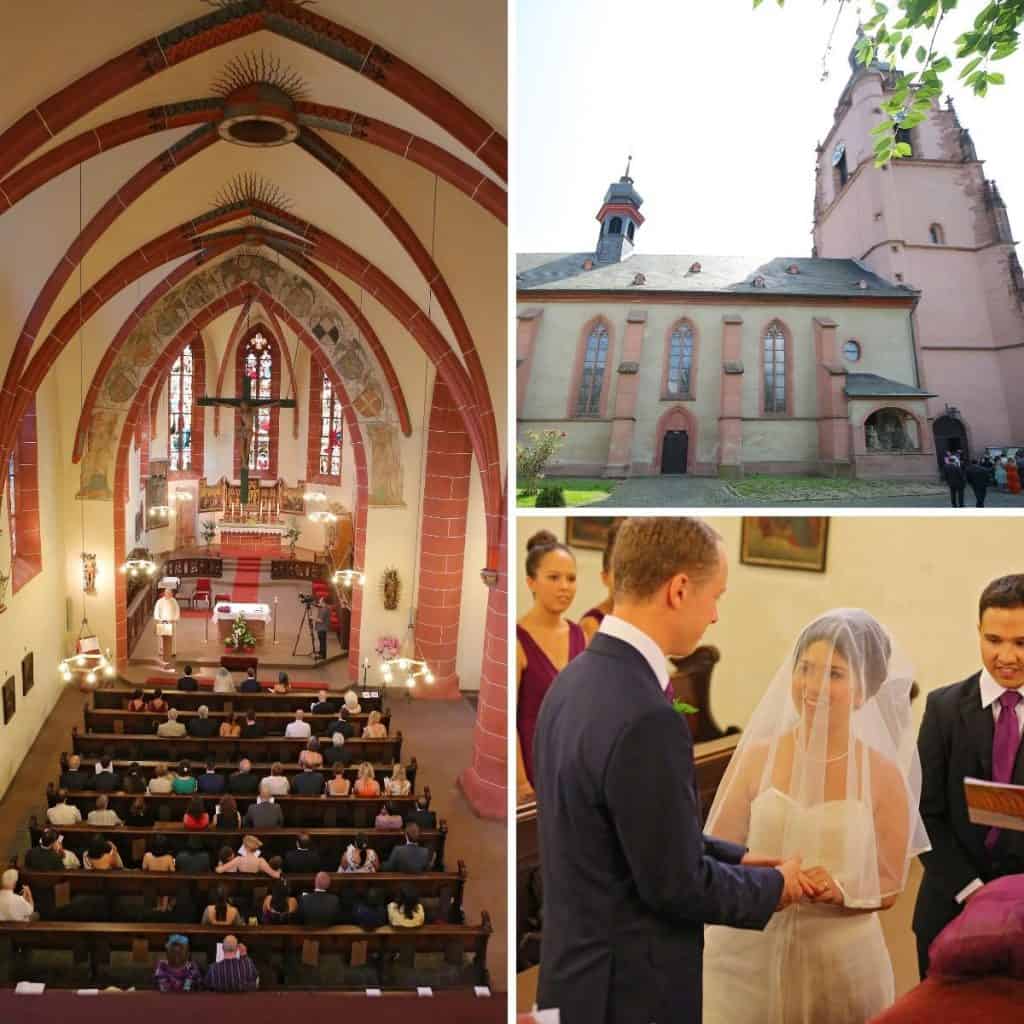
[741,852,782,868]
[802,866,844,905]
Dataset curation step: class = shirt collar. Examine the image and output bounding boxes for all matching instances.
[598,614,671,691]
[980,667,1024,708]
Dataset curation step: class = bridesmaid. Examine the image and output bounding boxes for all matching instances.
[516,530,584,800]
[579,521,620,645]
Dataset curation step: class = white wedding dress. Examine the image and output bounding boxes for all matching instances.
[702,788,895,1024]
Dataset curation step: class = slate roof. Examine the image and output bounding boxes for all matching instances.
[844,372,935,398]
[516,253,916,299]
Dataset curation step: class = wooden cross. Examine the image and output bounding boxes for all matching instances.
[197,374,295,504]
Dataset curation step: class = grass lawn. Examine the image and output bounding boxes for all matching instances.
[726,475,947,502]
[516,478,617,507]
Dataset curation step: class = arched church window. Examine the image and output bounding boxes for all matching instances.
[666,322,695,397]
[236,330,280,480]
[575,322,610,417]
[308,358,344,484]
[168,344,194,472]
[609,217,622,235]
[763,322,788,414]
[6,453,16,561]
[929,223,945,245]
[843,339,861,362]
[626,221,635,241]
[865,408,921,452]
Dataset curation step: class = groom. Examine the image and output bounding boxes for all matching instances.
[533,518,804,1024]
[914,573,1024,977]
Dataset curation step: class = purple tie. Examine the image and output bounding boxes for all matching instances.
[665,678,676,704]
[985,690,1022,851]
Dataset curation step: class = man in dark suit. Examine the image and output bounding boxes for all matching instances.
[177,664,199,691]
[322,734,351,767]
[300,871,339,926]
[406,796,436,831]
[239,668,262,693]
[914,574,1024,977]
[240,710,264,738]
[290,766,325,796]
[284,834,322,874]
[197,756,225,795]
[175,834,212,873]
[227,758,260,796]
[244,784,284,829]
[533,517,801,1024]
[93,766,123,793]
[310,689,337,716]
[323,714,353,740]
[381,823,434,873]
[188,705,218,738]
[59,755,91,791]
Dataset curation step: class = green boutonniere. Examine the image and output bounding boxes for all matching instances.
[672,698,698,715]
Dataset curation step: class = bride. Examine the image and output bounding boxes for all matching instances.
[702,609,930,1023]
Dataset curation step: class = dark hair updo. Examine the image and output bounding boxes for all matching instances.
[794,610,891,700]
[525,529,573,579]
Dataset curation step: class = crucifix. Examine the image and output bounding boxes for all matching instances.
[198,373,295,505]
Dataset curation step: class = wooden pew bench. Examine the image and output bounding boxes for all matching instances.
[0,916,492,990]
[47,789,429,829]
[72,729,403,764]
[84,706,391,736]
[28,824,449,872]
[95,688,384,714]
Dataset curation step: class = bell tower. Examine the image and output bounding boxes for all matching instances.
[812,38,1024,454]
[594,157,645,264]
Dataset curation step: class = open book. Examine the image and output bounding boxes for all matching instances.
[964,777,1024,832]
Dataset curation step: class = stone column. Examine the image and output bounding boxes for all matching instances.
[718,315,744,476]
[516,308,543,418]
[813,317,851,466]
[458,497,506,820]
[413,376,472,699]
[605,310,647,475]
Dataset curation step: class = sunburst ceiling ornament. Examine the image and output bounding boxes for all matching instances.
[213,52,308,147]
[211,173,294,214]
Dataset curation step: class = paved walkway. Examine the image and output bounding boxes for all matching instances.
[588,476,1024,508]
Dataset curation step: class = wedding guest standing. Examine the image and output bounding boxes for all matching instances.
[517,530,584,797]
[579,521,620,645]
[915,574,1024,977]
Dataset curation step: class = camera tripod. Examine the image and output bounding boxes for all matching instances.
[292,602,319,659]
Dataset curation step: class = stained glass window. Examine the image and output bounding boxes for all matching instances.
[168,344,194,472]
[6,453,15,561]
[764,323,787,413]
[576,323,609,416]
[319,372,343,479]
[667,323,694,395]
[243,333,273,472]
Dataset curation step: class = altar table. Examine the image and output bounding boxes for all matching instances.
[212,601,272,644]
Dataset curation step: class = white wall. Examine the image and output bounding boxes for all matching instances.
[517,514,1023,734]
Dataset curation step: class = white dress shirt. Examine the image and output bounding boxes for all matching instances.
[285,720,312,739]
[597,614,672,692]
[0,889,34,922]
[956,668,1024,904]
[47,803,82,826]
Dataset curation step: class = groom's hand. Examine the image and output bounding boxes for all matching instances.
[773,856,804,910]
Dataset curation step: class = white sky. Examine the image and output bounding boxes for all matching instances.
[514,0,1023,258]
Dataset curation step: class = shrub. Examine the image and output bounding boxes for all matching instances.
[535,485,566,507]
[517,429,566,496]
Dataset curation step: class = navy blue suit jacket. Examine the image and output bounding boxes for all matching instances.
[534,632,782,1024]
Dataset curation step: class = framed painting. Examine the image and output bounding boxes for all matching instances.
[565,517,620,551]
[21,651,33,698]
[2,675,15,725]
[146,460,170,529]
[740,517,829,573]
[280,479,307,516]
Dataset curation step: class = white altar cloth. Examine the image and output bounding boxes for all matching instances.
[211,601,272,623]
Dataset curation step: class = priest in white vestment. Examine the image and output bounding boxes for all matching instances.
[154,588,181,670]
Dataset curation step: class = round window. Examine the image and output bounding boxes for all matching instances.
[843,339,861,362]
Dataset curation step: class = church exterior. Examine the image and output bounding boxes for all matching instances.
[517,52,1023,481]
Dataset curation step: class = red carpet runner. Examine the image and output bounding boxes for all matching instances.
[231,556,262,603]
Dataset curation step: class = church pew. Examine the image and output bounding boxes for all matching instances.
[48,788,428,829]
[71,729,403,764]
[63,756,418,789]
[0,916,493,990]
[96,687,385,714]
[28,823,449,872]
[17,865,467,922]
[84,706,391,737]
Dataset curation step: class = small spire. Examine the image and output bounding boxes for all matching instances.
[622,154,633,182]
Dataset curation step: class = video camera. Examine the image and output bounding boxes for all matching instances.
[298,593,316,607]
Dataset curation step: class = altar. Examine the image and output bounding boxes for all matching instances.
[217,521,288,549]
[212,601,272,644]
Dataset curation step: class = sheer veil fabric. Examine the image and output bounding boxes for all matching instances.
[702,610,930,1023]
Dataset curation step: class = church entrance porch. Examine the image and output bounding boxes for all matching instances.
[661,430,688,474]
[932,413,970,476]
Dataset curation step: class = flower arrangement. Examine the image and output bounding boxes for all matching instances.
[374,635,400,660]
[284,518,302,559]
[201,519,216,551]
[225,612,256,651]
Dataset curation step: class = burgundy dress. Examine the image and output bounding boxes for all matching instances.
[517,621,585,787]
[580,606,607,629]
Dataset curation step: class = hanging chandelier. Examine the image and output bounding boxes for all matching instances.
[307,509,336,525]
[332,567,365,588]
[304,488,327,503]
[379,615,435,689]
[121,546,158,578]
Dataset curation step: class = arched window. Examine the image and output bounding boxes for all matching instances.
[665,322,696,397]
[763,322,788,414]
[307,358,344,484]
[626,221,635,241]
[7,399,41,593]
[609,216,622,235]
[235,330,280,480]
[929,223,945,245]
[865,408,921,451]
[575,322,610,416]
[168,343,194,472]
[6,453,15,561]
[843,339,862,362]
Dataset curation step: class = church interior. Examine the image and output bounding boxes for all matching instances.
[0,1,506,1015]
[517,514,1024,1015]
